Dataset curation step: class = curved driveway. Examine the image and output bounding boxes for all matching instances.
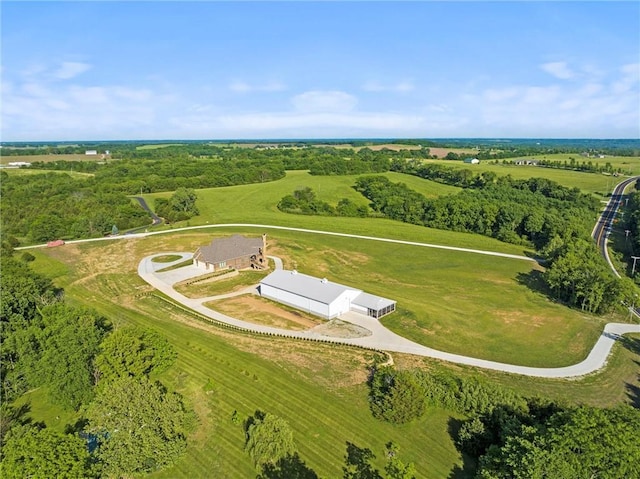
[139,253,640,379]
[18,217,640,378]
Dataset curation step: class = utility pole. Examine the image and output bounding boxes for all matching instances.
[631,256,640,276]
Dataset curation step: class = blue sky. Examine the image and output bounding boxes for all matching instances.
[2,1,639,141]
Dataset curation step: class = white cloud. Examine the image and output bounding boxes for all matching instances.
[229,81,286,93]
[53,61,92,80]
[291,90,357,113]
[362,80,415,92]
[466,69,638,137]
[612,63,640,94]
[540,61,574,80]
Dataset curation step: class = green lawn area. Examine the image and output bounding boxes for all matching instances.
[420,155,640,196]
[175,269,269,298]
[21,232,640,478]
[146,170,530,257]
[135,143,183,150]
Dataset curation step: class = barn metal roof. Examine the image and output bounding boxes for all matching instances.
[260,269,395,311]
[260,269,360,305]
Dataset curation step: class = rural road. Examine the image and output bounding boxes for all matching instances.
[592,176,640,278]
[138,253,640,379]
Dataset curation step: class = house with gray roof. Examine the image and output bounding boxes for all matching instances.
[259,269,396,320]
[193,234,267,272]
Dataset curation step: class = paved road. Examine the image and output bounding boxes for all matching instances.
[19,223,537,263]
[124,196,163,234]
[592,176,640,278]
[138,253,640,379]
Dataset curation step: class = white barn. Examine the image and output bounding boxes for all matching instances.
[259,269,396,320]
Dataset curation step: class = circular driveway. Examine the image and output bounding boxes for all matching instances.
[139,253,640,379]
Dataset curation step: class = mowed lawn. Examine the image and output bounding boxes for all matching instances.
[147,170,533,257]
[420,155,640,195]
[38,225,607,368]
[25,224,640,477]
[29,246,466,479]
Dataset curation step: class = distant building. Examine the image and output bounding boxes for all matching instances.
[463,157,480,164]
[259,269,396,320]
[7,161,31,167]
[85,150,98,155]
[514,159,538,166]
[193,234,267,272]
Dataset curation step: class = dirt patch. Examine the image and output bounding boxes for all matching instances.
[492,310,549,327]
[311,319,372,339]
[428,147,479,158]
[205,295,323,330]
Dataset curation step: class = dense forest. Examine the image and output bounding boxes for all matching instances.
[0,245,195,477]
[368,363,640,478]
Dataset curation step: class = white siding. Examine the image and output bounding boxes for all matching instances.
[261,284,330,318]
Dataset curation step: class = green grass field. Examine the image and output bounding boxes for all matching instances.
[147,171,533,257]
[17,164,640,478]
[22,239,640,478]
[1,168,94,178]
[421,155,640,196]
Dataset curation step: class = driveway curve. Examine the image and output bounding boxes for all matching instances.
[138,254,640,379]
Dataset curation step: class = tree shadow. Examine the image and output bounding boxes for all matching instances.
[64,417,89,435]
[343,442,383,479]
[619,336,640,356]
[257,453,318,479]
[446,417,477,479]
[516,270,551,296]
[0,402,32,443]
[625,373,640,409]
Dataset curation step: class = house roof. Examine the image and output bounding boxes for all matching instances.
[194,234,263,264]
[260,269,361,305]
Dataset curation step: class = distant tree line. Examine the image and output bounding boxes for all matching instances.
[5,138,638,158]
[354,175,598,249]
[368,364,640,478]
[0,246,195,477]
[28,156,286,194]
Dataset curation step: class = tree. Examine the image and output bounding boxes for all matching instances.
[384,442,416,479]
[86,377,196,476]
[245,411,297,470]
[476,406,640,479]
[94,327,176,385]
[0,425,96,479]
[170,187,199,215]
[369,367,426,424]
[343,442,383,479]
[28,304,108,410]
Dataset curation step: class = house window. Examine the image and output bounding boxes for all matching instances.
[218,261,226,268]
